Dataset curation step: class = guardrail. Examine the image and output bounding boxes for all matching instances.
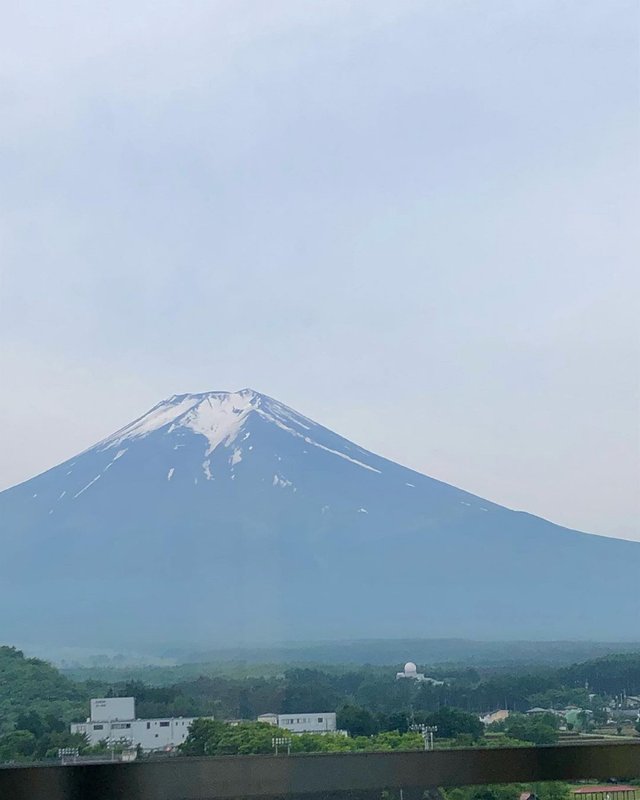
[0,742,638,800]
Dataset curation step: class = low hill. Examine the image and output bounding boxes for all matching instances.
[0,646,87,735]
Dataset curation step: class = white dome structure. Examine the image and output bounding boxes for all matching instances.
[396,661,424,680]
[396,661,445,685]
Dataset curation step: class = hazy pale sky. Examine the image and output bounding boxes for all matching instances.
[1,0,638,541]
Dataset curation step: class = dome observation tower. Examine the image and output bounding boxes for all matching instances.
[396,661,425,680]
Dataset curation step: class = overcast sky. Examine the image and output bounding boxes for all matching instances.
[1,0,638,541]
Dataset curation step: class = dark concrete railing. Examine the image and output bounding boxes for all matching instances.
[0,742,639,800]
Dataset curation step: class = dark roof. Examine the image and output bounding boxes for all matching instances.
[573,787,637,794]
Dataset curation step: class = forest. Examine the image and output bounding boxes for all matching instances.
[1,646,639,763]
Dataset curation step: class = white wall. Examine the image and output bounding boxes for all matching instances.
[90,697,135,722]
[71,716,204,750]
[129,718,195,750]
[277,713,336,733]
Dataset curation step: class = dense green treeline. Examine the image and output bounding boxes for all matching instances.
[77,654,640,722]
[98,658,640,721]
[1,645,639,763]
[180,719,428,756]
[558,653,640,695]
[177,716,560,757]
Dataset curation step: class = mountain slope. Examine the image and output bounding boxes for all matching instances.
[0,389,637,648]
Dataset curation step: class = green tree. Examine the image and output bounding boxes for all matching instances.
[383,712,410,733]
[179,718,228,755]
[503,714,559,745]
[214,723,280,755]
[281,669,341,714]
[576,711,591,732]
[367,731,423,751]
[534,783,571,800]
[293,732,355,753]
[452,733,476,748]
[442,785,526,800]
[415,708,483,740]
[337,705,379,737]
[38,731,89,760]
[0,730,37,762]
[181,720,293,757]
[14,711,46,739]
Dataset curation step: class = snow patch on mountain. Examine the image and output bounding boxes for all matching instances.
[306,439,381,473]
[104,448,128,471]
[273,474,293,489]
[100,396,199,448]
[74,475,101,498]
[180,393,255,454]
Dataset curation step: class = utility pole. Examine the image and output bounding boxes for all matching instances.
[409,724,438,751]
[272,737,291,756]
[424,726,437,751]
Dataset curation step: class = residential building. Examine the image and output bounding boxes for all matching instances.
[480,710,509,726]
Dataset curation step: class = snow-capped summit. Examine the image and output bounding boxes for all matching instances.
[83,389,383,490]
[101,388,320,456]
[0,389,637,649]
[101,389,271,452]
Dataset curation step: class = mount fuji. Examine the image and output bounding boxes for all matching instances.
[0,388,637,649]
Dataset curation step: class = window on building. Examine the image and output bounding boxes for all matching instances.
[146,722,150,729]
[93,724,103,730]
[159,721,169,727]
[318,717,323,723]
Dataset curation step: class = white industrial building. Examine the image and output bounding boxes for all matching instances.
[71,697,211,752]
[257,712,337,734]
